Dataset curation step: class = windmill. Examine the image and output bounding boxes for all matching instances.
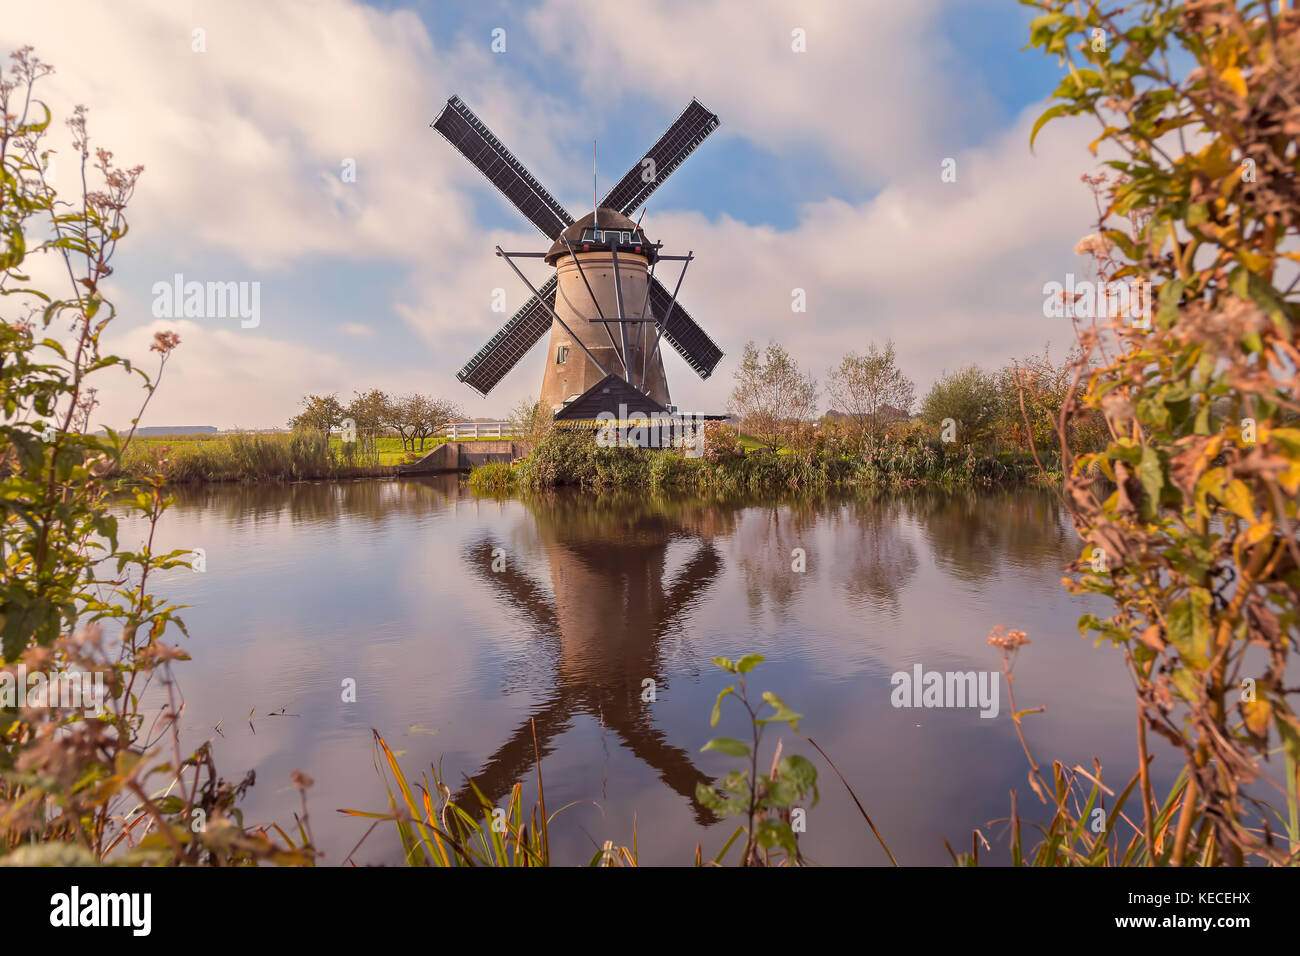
[431,96,724,417]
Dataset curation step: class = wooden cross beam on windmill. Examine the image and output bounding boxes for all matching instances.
[431,96,724,424]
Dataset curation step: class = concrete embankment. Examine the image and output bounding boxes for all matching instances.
[398,440,522,474]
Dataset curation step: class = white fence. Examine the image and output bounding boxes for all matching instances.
[445,420,513,440]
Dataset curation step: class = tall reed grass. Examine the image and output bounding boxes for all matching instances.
[342,725,639,866]
[116,430,393,483]
[466,461,517,496]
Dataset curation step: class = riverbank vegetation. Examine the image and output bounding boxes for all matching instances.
[0,50,310,865]
[962,0,1300,867]
[117,429,376,482]
[470,423,1034,496]
[466,339,1096,495]
[117,431,522,483]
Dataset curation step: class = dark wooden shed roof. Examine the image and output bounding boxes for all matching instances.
[552,373,668,421]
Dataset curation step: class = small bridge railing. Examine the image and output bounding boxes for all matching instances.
[445,421,514,440]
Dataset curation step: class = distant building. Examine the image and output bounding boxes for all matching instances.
[823,406,911,426]
[96,425,219,436]
[138,425,219,436]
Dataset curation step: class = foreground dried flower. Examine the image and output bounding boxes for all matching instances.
[150,330,181,354]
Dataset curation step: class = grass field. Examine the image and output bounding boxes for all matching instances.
[117,430,521,482]
[737,433,792,455]
[131,433,508,468]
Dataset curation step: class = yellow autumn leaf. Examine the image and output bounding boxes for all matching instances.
[1197,434,1225,470]
[1221,478,1255,522]
[1242,520,1273,547]
[1211,39,1239,74]
[1243,697,1272,737]
[1278,461,1300,496]
[1088,126,1119,155]
[1221,66,1248,98]
[1239,249,1269,273]
[1267,427,1300,453]
[1196,466,1226,510]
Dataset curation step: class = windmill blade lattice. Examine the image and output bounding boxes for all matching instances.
[456,277,558,396]
[600,99,721,217]
[431,96,573,239]
[647,278,722,378]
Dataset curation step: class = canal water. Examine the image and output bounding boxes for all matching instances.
[118,478,1174,866]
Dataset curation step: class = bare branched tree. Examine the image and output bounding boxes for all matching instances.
[729,341,819,451]
[826,341,915,441]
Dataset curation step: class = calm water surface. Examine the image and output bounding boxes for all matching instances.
[119,478,1175,866]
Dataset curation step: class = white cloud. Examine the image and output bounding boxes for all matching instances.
[473,106,1101,415]
[1,0,585,271]
[339,322,375,339]
[4,0,1102,426]
[93,319,433,430]
[526,0,993,184]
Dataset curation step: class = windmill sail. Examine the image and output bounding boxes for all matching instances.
[431,96,574,239]
[456,277,559,396]
[648,277,723,378]
[601,99,720,217]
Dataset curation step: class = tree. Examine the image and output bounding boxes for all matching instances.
[289,393,344,436]
[728,341,819,451]
[994,347,1109,457]
[508,396,552,455]
[344,389,388,463]
[379,393,417,452]
[826,341,916,440]
[918,365,998,446]
[407,394,461,451]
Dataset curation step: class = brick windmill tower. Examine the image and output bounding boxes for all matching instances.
[431,96,724,419]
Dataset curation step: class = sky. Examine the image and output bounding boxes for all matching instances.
[4,0,1106,429]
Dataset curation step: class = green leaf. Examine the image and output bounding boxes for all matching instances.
[695,781,725,811]
[755,691,804,731]
[735,653,764,674]
[1166,587,1212,668]
[710,656,736,674]
[754,820,799,857]
[1029,103,1069,151]
[778,754,818,796]
[1231,267,1292,335]
[710,685,734,728]
[1157,279,1184,330]
[702,737,750,757]
[1137,445,1164,520]
[762,778,804,807]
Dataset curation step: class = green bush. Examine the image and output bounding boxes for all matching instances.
[467,461,517,495]
[517,427,1025,493]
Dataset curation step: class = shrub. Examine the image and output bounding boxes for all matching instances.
[919,365,1000,446]
[467,461,516,495]
[1025,0,1300,865]
[699,421,744,463]
[0,48,309,864]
